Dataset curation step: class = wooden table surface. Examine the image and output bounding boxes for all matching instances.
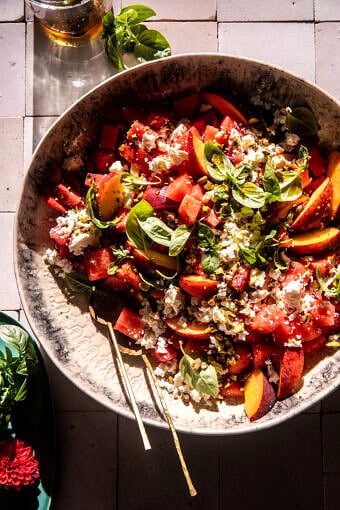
[0,1,339,508]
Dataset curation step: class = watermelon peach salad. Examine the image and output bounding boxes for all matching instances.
[44,91,340,422]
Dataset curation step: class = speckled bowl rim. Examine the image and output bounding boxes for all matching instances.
[14,52,340,435]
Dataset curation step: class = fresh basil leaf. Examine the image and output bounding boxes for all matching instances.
[232,182,267,209]
[64,272,95,295]
[204,141,235,183]
[179,352,219,397]
[197,222,216,248]
[134,29,171,62]
[125,199,154,249]
[263,159,281,199]
[201,251,220,274]
[14,379,27,402]
[117,5,156,25]
[0,325,29,354]
[107,42,124,70]
[138,216,173,247]
[102,11,116,37]
[86,186,122,229]
[102,5,170,70]
[285,106,318,136]
[298,145,310,171]
[238,246,257,266]
[169,225,192,256]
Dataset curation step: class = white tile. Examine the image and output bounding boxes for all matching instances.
[0,310,19,320]
[148,21,218,54]
[0,117,24,211]
[0,24,25,116]
[315,0,340,21]
[24,116,58,169]
[217,0,314,21]
[219,22,315,82]
[0,0,24,21]
[315,22,340,101]
[122,0,216,20]
[0,213,21,310]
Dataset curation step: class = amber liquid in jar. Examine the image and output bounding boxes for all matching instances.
[29,0,108,46]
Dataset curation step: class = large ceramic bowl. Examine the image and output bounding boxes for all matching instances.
[15,54,340,434]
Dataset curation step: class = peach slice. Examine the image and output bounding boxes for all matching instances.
[326,150,340,220]
[192,134,209,177]
[165,317,215,340]
[97,173,124,220]
[290,177,332,231]
[267,195,308,226]
[200,92,248,125]
[285,227,340,255]
[179,274,219,299]
[132,247,178,271]
[244,369,276,421]
[277,348,304,400]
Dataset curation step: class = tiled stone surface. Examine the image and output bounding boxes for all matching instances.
[0,117,24,211]
[0,0,24,21]
[217,0,314,21]
[315,22,340,100]
[0,213,21,310]
[0,23,25,116]
[122,0,216,20]
[149,21,218,54]
[315,0,340,21]
[219,22,315,82]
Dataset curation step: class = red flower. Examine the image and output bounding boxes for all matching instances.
[0,437,40,491]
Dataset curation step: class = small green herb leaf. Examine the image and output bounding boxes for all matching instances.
[285,106,318,137]
[134,29,171,62]
[117,5,156,25]
[138,216,173,247]
[169,225,192,256]
[232,182,268,209]
[64,272,95,295]
[125,199,154,249]
[197,222,220,274]
[102,5,171,70]
[179,351,219,397]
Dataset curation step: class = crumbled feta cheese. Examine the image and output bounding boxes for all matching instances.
[142,131,157,150]
[249,268,267,289]
[55,208,100,256]
[109,160,125,172]
[281,280,302,310]
[44,248,73,274]
[162,285,185,318]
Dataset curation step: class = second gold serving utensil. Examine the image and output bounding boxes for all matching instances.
[89,299,151,451]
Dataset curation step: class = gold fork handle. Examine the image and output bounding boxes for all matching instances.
[107,322,151,451]
[141,354,197,497]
